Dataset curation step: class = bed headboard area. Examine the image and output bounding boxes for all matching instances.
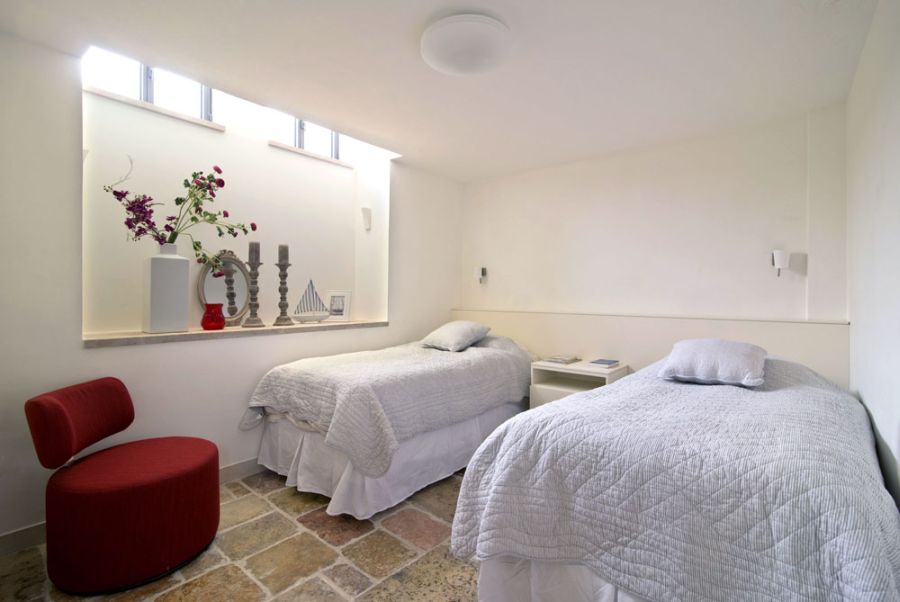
[451,309,850,388]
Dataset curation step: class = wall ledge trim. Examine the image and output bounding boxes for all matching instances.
[452,308,850,387]
[83,320,389,348]
[268,140,353,169]
[453,307,849,326]
[83,86,226,132]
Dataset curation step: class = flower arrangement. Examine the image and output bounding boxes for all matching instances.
[104,164,257,275]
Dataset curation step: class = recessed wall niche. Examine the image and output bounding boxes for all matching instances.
[81,89,392,336]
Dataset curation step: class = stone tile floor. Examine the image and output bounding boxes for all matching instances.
[0,471,477,601]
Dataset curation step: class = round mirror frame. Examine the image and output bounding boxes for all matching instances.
[197,250,251,326]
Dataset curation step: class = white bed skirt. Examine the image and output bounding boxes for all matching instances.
[257,400,525,518]
[478,557,652,602]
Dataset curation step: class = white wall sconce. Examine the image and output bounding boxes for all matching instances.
[361,207,372,232]
[475,267,487,284]
[772,249,789,277]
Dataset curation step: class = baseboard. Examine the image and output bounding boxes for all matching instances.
[219,457,265,483]
[0,522,45,557]
[0,459,265,556]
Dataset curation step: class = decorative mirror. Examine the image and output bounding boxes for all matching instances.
[197,250,251,326]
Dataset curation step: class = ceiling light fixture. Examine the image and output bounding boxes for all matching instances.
[421,14,511,76]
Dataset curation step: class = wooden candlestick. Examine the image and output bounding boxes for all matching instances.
[242,244,264,328]
[224,261,237,318]
[273,251,293,326]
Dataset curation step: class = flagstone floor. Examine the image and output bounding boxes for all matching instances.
[0,470,478,601]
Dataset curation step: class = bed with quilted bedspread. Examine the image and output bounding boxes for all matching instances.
[451,358,900,602]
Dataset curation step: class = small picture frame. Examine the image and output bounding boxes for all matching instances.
[326,290,352,321]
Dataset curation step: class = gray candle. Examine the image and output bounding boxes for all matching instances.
[248,241,260,264]
[278,244,289,264]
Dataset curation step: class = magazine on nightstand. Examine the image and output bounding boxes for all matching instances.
[544,354,581,364]
[590,358,620,368]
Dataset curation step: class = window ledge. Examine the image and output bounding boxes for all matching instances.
[83,86,226,132]
[268,140,353,168]
[83,320,388,348]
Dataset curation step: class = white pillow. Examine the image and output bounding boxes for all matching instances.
[422,321,490,352]
[658,339,767,387]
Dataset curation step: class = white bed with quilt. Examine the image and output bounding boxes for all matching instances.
[452,339,900,602]
[241,322,531,518]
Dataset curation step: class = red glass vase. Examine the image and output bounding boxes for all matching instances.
[201,303,225,330]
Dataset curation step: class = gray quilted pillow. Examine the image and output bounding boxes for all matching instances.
[422,321,490,352]
[658,339,767,387]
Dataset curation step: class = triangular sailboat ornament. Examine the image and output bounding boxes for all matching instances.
[293,280,330,323]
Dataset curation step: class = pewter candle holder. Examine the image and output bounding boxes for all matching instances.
[242,243,264,328]
[273,244,293,326]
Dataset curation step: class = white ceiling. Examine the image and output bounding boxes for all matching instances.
[0,0,876,182]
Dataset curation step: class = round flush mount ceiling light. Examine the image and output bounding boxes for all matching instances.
[421,14,511,75]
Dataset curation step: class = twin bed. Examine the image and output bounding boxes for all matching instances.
[243,324,900,601]
[242,328,531,517]
[453,348,900,601]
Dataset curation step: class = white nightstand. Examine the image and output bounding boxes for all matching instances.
[529,360,630,409]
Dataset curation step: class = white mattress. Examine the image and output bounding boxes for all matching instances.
[479,558,651,602]
[258,400,525,519]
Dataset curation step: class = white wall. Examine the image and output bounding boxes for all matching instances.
[349,139,394,322]
[459,110,847,323]
[846,0,900,498]
[0,33,462,537]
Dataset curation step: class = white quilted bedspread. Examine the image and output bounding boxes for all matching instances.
[247,342,530,477]
[451,359,900,602]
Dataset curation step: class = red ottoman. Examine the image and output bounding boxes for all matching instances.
[25,378,219,595]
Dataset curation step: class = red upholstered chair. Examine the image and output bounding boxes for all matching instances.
[24,377,219,595]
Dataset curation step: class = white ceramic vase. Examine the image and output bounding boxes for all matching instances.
[142,243,190,333]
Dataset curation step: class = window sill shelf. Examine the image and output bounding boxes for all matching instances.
[83,320,388,348]
[83,86,226,132]
[268,140,353,168]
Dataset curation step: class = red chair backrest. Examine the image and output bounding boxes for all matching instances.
[24,377,135,469]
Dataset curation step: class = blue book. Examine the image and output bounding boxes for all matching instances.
[590,358,619,367]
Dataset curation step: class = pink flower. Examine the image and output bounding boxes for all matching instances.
[193,178,203,186]
[250,222,257,231]
[213,165,222,174]
[215,178,225,188]
[212,270,225,278]
[222,210,229,218]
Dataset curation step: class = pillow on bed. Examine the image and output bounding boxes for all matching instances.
[658,338,767,387]
[422,321,490,352]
